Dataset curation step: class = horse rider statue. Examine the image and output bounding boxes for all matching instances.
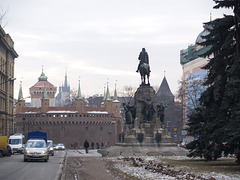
[136,48,151,84]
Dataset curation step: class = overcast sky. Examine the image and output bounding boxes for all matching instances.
[1,0,233,100]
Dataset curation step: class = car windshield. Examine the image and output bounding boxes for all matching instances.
[26,140,46,148]
[58,144,64,146]
[47,142,53,147]
[9,139,22,145]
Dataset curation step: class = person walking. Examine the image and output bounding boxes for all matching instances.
[91,142,95,149]
[84,140,90,153]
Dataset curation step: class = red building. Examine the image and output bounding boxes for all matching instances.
[29,69,57,107]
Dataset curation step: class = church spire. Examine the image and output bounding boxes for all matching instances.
[18,81,23,101]
[76,79,83,100]
[64,68,68,88]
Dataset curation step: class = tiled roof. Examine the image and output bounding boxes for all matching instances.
[30,81,56,89]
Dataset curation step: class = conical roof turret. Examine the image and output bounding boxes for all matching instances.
[18,81,23,101]
[156,74,174,104]
[76,80,83,100]
[42,83,49,100]
[157,76,174,97]
[105,82,112,101]
[113,82,119,102]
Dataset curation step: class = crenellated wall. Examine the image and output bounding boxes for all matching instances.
[14,112,121,148]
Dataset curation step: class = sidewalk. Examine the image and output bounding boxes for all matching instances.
[62,149,115,180]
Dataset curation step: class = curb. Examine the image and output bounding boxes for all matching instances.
[55,150,67,180]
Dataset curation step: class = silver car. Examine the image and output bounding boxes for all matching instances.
[55,143,65,150]
[47,140,54,156]
[24,139,49,162]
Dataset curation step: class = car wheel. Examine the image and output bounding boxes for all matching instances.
[24,158,27,162]
[44,159,48,162]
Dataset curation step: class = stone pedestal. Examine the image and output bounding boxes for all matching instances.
[123,84,174,146]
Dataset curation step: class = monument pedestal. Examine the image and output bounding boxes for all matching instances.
[122,85,174,147]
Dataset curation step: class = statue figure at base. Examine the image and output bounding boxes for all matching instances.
[138,98,155,123]
[123,103,136,125]
[157,102,168,124]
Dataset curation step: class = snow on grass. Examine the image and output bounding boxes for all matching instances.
[106,156,240,180]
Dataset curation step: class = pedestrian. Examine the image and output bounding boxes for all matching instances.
[96,142,99,149]
[84,140,89,153]
[91,142,94,149]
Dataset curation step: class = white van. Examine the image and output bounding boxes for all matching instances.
[8,133,25,154]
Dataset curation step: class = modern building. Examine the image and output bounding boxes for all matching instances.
[29,69,57,107]
[0,25,18,136]
[14,80,122,148]
[180,23,211,143]
[55,71,70,107]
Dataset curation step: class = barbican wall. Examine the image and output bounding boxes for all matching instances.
[15,113,121,148]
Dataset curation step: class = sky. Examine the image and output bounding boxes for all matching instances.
[1,0,233,101]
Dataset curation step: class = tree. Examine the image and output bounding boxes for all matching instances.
[177,75,206,114]
[0,7,8,27]
[187,0,240,164]
[118,85,136,104]
[64,89,83,107]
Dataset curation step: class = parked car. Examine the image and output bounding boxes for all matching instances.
[0,136,12,157]
[24,139,49,162]
[47,140,54,156]
[55,143,65,150]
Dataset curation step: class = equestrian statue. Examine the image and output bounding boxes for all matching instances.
[136,48,151,84]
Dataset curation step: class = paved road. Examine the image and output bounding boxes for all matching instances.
[0,150,65,180]
[63,149,116,180]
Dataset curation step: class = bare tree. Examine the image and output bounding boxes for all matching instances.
[177,74,206,114]
[64,89,80,107]
[0,6,8,27]
[118,85,136,104]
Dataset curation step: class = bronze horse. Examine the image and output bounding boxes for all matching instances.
[139,63,150,84]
